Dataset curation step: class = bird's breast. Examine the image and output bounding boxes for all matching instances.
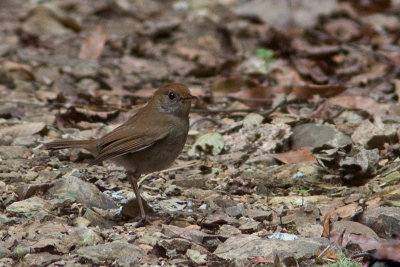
[113,118,189,175]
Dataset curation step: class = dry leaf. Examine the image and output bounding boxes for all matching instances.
[0,122,45,137]
[228,86,272,107]
[79,24,107,60]
[271,147,316,164]
[291,84,346,100]
[328,95,381,111]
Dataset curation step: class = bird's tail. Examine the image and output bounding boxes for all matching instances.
[43,139,97,154]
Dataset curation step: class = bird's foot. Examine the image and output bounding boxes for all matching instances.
[131,216,152,227]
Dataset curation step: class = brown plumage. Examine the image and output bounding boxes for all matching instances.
[44,83,196,223]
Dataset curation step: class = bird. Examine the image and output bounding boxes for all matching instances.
[44,83,197,223]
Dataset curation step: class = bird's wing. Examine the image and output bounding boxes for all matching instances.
[91,122,169,165]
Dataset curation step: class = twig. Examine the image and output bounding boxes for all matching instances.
[260,97,287,116]
[138,161,198,188]
[317,244,331,258]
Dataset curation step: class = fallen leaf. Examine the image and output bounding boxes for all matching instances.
[228,86,272,107]
[328,95,382,112]
[293,58,328,83]
[271,147,316,164]
[0,122,46,137]
[348,63,386,85]
[79,24,107,60]
[211,76,242,97]
[291,83,346,100]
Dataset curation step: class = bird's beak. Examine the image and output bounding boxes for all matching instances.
[181,95,198,103]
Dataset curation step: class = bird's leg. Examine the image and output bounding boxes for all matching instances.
[127,171,151,225]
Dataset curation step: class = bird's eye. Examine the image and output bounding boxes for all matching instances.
[168,92,175,100]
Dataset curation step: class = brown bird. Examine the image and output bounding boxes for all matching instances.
[44,83,197,223]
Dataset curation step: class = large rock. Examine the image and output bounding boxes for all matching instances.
[47,176,117,210]
[291,123,352,149]
[330,220,379,239]
[357,207,400,238]
[76,242,144,266]
[215,235,332,265]
[235,0,338,29]
[6,196,50,215]
[16,183,53,200]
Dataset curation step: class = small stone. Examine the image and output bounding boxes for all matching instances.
[37,170,61,182]
[158,238,192,253]
[164,185,182,196]
[16,183,52,200]
[217,224,241,236]
[344,193,363,204]
[0,134,13,145]
[291,123,352,149]
[0,145,31,159]
[186,249,207,265]
[247,209,272,222]
[23,252,60,266]
[0,181,6,194]
[199,204,207,210]
[47,175,117,210]
[76,242,144,265]
[238,218,262,233]
[225,204,247,218]
[269,233,299,241]
[12,135,37,146]
[296,223,324,238]
[0,247,10,259]
[83,208,115,228]
[74,216,91,227]
[243,113,263,128]
[0,214,17,226]
[22,171,38,182]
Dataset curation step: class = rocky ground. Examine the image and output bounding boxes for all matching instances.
[1,0,400,266]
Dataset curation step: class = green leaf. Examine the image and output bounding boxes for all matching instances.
[256,48,274,60]
[188,132,225,156]
[66,192,78,199]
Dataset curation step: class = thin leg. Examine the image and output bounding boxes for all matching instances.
[127,172,151,224]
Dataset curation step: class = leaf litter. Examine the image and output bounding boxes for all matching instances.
[0,0,400,266]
